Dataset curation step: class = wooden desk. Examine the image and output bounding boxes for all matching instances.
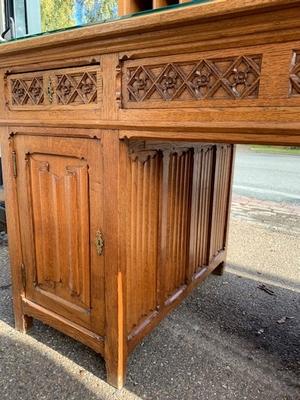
[0,0,299,389]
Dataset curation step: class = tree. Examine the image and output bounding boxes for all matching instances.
[41,0,75,32]
[82,0,118,24]
[40,0,118,32]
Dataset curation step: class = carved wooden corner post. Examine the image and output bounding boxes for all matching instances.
[102,132,127,388]
[1,130,33,332]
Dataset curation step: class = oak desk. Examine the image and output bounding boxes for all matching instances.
[0,0,300,389]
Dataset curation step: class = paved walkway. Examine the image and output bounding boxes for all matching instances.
[228,195,300,293]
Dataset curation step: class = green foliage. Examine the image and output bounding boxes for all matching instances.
[41,0,75,31]
[40,0,118,32]
[83,0,117,23]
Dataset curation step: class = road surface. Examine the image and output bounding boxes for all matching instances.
[233,146,300,205]
[0,236,299,400]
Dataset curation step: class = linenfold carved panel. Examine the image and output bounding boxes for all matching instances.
[125,141,233,334]
[163,149,193,299]
[125,148,162,332]
[209,145,233,260]
[290,51,300,96]
[124,54,262,104]
[29,153,91,310]
[189,145,215,273]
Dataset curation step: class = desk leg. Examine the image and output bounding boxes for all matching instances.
[1,132,33,333]
[103,133,127,389]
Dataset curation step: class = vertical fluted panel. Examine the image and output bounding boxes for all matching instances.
[125,152,162,332]
[189,146,214,275]
[164,150,193,299]
[125,141,233,335]
[210,145,233,258]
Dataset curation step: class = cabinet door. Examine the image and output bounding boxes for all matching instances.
[14,134,104,335]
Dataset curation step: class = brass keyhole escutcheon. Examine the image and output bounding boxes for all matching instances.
[96,231,104,256]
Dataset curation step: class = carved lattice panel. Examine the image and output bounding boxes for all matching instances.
[55,71,98,105]
[11,76,44,106]
[290,51,300,96]
[124,54,262,104]
[7,65,100,109]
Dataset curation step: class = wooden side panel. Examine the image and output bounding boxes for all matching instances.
[209,145,233,260]
[163,149,193,299]
[122,141,233,339]
[189,145,214,275]
[125,150,162,332]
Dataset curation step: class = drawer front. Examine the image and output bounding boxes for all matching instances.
[121,51,264,109]
[7,65,102,110]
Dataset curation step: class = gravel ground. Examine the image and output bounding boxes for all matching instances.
[0,200,299,399]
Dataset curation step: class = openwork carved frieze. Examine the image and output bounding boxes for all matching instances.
[8,67,99,108]
[11,77,44,106]
[290,51,300,96]
[56,72,97,105]
[124,54,262,103]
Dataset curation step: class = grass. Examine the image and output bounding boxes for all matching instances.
[250,145,300,155]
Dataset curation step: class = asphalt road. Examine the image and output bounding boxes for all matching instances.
[233,146,300,205]
[0,236,299,400]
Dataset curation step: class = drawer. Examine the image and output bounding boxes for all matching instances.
[6,64,102,111]
[121,50,263,109]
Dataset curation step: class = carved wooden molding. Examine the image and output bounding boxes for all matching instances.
[125,55,262,103]
[127,140,216,162]
[129,149,159,163]
[128,140,191,161]
[290,51,300,96]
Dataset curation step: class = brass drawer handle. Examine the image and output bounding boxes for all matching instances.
[95,231,104,256]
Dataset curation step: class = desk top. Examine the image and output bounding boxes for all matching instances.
[0,0,298,58]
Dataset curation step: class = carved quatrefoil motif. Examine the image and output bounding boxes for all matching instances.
[187,60,219,98]
[224,57,261,98]
[127,66,153,101]
[156,64,184,100]
[28,78,44,103]
[126,54,262,102]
